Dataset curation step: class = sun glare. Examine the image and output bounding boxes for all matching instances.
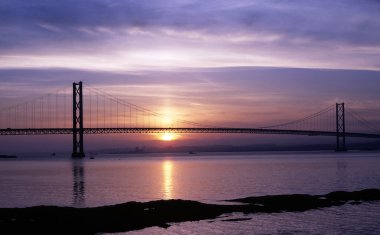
[161,132,175,141]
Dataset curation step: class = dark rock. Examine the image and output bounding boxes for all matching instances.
[0,189,379,234]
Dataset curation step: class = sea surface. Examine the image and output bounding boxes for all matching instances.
[1,151,380,234]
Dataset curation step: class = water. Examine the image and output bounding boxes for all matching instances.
[1,151,380,234]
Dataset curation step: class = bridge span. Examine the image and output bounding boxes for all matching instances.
[1,81,380,157]
[1,127,380,139]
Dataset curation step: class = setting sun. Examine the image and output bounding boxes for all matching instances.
[160,132,176,141]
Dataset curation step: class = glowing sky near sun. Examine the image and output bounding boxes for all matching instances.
[1,0,380,152]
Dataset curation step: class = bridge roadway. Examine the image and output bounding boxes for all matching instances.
[1,127,380,139]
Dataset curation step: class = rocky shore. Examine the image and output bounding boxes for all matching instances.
[1,189,379,234]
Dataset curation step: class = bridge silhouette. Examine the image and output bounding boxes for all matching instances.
[1,81,380,157]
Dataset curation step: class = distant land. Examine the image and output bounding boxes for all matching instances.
[97,141,380,155]
[4,141,379,158]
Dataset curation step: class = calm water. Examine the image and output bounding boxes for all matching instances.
[1,151,380,234]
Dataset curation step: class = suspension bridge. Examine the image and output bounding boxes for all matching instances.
[1,81,380,157]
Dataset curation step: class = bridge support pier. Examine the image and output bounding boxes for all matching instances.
[336,103,347,152]
[72,81,85,158]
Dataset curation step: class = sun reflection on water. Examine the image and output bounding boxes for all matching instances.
[163,160,173,199]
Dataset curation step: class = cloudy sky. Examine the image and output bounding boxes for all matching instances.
[1,0,380,153]
[1,0,380,70]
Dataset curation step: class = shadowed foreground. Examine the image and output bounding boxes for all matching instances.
[1,189,379,234]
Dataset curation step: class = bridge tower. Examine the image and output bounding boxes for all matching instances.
[72,81,85,158]
[336,103,347,152]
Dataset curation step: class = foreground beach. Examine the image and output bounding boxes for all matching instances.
[1,189,379,234]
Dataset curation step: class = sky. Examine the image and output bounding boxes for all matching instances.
[1,0,380,153]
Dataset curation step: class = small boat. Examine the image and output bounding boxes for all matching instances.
[188,151,196,155]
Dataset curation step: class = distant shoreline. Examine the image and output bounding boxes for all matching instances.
[1,189,379,234]
[96,142,380,155]
[0,155,16,159]
[2,141,380,157]
[2,149,380,160]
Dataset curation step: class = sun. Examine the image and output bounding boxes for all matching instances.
[160,132,176,141]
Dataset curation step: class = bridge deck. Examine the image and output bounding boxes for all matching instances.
[1,128,380,139]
